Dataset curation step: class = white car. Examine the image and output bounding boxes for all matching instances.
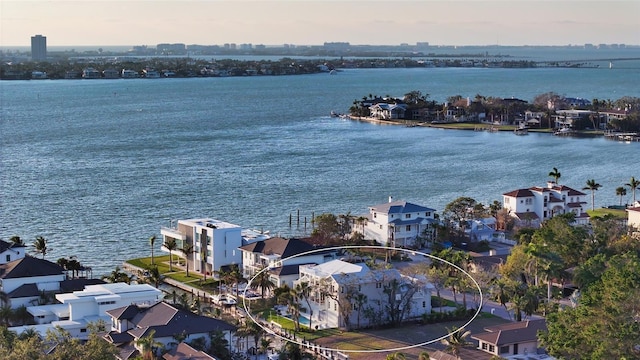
[211,294,237,306]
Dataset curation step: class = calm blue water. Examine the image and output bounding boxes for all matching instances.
[1,62,639,275]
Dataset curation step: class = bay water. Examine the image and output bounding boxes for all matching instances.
[1,63,639,275]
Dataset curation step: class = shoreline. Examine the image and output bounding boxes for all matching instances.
[345,116,613,137]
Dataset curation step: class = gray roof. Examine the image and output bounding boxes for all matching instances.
[7,283,39,298]
[370,200,435,214]
[0,239,25,253]
[0,256,64,279]
[471,319,547,346]
[239,237,317,258]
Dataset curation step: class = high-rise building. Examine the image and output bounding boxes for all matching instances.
[31,34,47,61]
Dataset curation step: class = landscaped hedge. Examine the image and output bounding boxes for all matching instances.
[421,307,477,324]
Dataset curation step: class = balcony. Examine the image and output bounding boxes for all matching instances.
[160,227,186,241]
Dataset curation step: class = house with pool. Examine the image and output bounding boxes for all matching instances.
[294,259,432,330]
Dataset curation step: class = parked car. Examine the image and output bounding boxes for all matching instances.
[210,294,237,306]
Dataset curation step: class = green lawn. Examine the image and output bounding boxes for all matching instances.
[587,207,627,219]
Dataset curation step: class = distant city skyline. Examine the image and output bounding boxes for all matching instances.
[1,1,639,48]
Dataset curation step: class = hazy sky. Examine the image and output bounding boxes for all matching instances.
[2,0,639,47]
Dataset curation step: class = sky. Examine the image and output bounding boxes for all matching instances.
[1,0,639,48]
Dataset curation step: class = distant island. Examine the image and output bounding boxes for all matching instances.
[341,91,640,135]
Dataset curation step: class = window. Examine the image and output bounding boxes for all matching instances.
[500,345,510,354]
[405,214,411,219]
[426,212,431,217]
[482,343,487,350]
[5,255,9,262]
[376,282,382,288]
[489,345,495,353]
[373,213,377,218]
[422,301,426,308]
[80,328,87,333]
[379,225,383,229]
[406,225,411,231]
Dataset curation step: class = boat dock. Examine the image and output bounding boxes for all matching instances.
[604,132,640,142]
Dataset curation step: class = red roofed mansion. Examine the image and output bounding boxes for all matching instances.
[503,181,589,227]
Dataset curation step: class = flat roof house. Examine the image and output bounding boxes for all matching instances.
[160,218,269,276]
[10,283,163,340]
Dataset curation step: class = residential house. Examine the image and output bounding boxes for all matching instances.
[160,218,269,277]
[104,301,236,360]
[0,255,66,309]
[627,207,640,237]
[0,239,26,265]
[103,68,120,79]
[369,103,407,120]
[552,109,592,129]
[363,198,438,248]
[503,182,589,227]
[471,319,548,358]
[10,282,163,340]
[294,259,432,330]
[82,67,101,79]
[239,237,336,289]
[465,217,497,242]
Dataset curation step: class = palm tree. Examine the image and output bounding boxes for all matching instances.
[626,176,640,204]
[9,236,24,246]
[253,266,276,299]
[179,242,195,277]
[33,236,48,259]
[583,179,602,211]
[295,281,313,330]
[418,351,430,360]
[103,266,132,284]
[145,265,163,288]
[441,326,472,359]
[149,235,156,265]
[616,186,627,206]
[548,167,561,184]
[163,238,177,271]
[135,329,163,360]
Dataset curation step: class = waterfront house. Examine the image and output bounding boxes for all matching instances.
[82,67,101,79]
[9,282,163,340]
[104,301,236,360]
[0,255,66,309]
[502,182,589,227]
[0,239,26,265]
[471,319,548,358]
[160,218,269,277]
[239,237,336,289]
[363,197,438,248]
[103,68,120,79]
[369,103,407,120]
[294,259,432,330]
[627,207,640,237]
[121,69,139,78]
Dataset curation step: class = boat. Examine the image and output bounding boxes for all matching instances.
[514,127,528,135]
[553,127,575,136]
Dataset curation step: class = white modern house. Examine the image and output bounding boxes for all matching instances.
[503,182,589,227]
[294,259,432,330]
[104,301,237,360]
[10,283,163,340]
[160,218,270,276]
[239,237,337,289]
[363,198,438,248]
